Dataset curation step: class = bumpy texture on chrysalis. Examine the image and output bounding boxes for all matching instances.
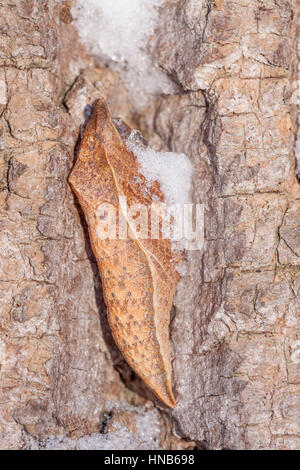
[69,98,179,407]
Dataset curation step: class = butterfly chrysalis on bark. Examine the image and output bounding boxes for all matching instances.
[69,98,182,407]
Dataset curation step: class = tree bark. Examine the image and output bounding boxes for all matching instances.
[0,0,299,450]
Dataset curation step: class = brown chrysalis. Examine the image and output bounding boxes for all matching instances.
[69,98,180,407]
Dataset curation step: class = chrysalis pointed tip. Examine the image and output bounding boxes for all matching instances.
[156,387,176,408]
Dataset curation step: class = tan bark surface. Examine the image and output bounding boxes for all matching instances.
[0,0,299,450]
[144,0,300,450]
[0,0,149,449]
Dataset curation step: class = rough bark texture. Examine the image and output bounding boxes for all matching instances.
[144,0,300,450]
[0,0,299,450]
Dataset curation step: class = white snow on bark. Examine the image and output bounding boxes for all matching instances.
[22,403,161,450]
[72,0,175,109]
[126,131,192,207]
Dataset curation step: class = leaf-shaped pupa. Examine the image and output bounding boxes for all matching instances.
[69,98,180,407]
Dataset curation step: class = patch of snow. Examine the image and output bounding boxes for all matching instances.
[72,0,175,109]
[126,131,192,207]
[22,403,161,450]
